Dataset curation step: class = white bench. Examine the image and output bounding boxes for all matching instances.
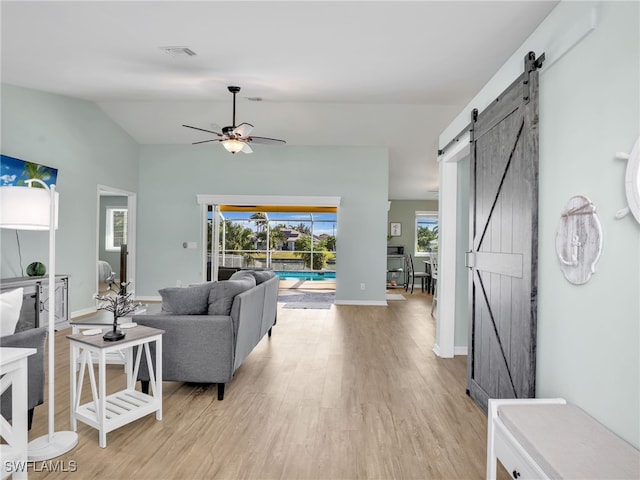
[487,398,640,479]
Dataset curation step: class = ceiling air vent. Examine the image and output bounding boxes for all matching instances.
[160,46,197,57]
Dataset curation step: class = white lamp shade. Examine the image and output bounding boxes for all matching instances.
[221,139,245,154]
[0,186,59,230]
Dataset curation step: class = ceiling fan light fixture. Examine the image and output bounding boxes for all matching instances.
[183,85,285,153]
[222,139,246,154]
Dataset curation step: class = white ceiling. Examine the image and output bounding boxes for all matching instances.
[1,0,558,199]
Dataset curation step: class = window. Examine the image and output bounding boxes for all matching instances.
[415,211,438,256]
[106,207,127,251]
[206,207,337,278]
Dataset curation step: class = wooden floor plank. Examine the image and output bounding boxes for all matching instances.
[25,291,509,479]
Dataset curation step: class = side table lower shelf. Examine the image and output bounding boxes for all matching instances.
[67,325,164,448]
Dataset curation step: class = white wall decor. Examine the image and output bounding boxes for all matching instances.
[615,137,640,224]
[555,195,603,285]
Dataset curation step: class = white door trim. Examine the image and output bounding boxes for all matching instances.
[96,185,137,299]
[435,133,470,358]
[196,194,341,207]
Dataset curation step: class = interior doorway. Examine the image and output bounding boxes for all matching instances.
[96,185,137,299]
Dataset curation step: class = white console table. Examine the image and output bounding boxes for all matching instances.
[0,275,69,332]
[67,326,163,448]
[1,347,36,480]
[487,398,640,479]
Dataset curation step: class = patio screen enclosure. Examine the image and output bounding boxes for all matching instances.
[206,205,337,280]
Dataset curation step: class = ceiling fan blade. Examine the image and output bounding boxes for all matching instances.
[233,122,254,138]
[249,136,287,145]
[241,143,253,154]
[192,139,220,145]
[183,124,222,136]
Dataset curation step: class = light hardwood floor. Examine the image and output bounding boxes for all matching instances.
[27,291,506,479]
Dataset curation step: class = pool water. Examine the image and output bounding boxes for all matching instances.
[275,271,336,281]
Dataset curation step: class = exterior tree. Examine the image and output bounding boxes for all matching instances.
[294,236,330,270]
[269,224,287,251]
[292,222,311,235]
[221,220,256,266]
[417,225,438,252]
[324,235,336,251]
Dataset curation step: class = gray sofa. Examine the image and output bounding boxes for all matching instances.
[0,327,47,429]
[132,270,279,400]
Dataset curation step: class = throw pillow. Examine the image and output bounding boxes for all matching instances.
[230,269,275,285]
[229,270,257,282]
[158,282,215,315]
[0,288,24,337]
[251,270,276,284]
[208,276,256,315]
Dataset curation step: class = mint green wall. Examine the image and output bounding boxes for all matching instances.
[440,1,640,446]
[137,145,389,303]
[536,1,639,447]
[0,84,388,308]
[1,84,139,314]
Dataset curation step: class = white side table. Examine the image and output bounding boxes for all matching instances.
[70,307,148,368]
[1,347,36,480]
[67,325,163,448]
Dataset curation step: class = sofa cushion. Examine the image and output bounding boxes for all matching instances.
[159,282,215,315]
[0,288,23,337]
[208,276,256,315]
[231,269,275,285]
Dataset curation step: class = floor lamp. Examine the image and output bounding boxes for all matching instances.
[0,180,78,460]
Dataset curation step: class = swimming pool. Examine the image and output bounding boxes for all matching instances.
[275,271,336,281]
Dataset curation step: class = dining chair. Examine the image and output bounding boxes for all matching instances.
[430,253,439,315]
[404,253,429,294]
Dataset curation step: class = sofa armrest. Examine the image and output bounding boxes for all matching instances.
[0,327,48,418]
[131,314,235,384]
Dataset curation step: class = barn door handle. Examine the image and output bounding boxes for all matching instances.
[465,251,476,269]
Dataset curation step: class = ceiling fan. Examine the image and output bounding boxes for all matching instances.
[183,86,286,154]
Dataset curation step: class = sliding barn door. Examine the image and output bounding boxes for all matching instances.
[467,52,543,412]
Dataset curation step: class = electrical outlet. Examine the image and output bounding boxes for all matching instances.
[360,283,366,290]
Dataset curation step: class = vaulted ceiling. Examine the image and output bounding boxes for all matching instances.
[1,1,558,199]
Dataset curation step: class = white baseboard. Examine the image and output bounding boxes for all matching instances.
[333,300,387,306]
[454,346,468,356]
[70,307,97,319]
[433,343,468,357]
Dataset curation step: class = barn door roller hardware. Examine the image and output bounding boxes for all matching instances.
[523,51,545,103]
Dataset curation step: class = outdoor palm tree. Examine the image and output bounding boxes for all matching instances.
[222,221,257,266]
[250,212,269,251]
[269,224,287,251]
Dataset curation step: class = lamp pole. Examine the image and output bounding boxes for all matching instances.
[25,183,78,461]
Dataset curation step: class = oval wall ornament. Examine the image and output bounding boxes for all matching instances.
[555,195,603,285]
[615,136,640,224]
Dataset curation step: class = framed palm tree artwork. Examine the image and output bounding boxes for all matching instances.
[0,154,58,187]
